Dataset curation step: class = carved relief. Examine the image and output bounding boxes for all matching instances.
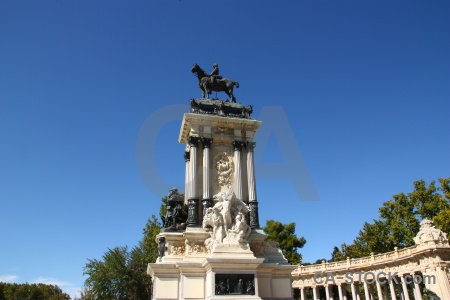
[215,152,234,187]
[185,239,208,255]
[167,241,185,256]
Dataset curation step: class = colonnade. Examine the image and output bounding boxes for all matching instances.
[296,271,425,300]
[183,136,259,228]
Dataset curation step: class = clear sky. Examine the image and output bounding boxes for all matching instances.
[1,0,449,298]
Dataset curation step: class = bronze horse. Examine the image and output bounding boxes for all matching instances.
[191,64,240,103]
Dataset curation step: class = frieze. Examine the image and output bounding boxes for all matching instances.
[189,99,253,119]
[167,241,185,256]
[215,274,255,295]
[185,239,208,255]
[213,127,234,136]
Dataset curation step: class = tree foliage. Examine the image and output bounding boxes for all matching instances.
[0,282,70,300]
[333,178,450,260]
[82,215,160,300]
[263,219,306,265]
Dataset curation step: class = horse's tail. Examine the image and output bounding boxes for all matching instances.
[234,81,240,88]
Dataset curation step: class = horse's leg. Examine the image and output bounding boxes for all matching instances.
[200,85,205,98]
[226,89,236,103]
[204,84,209,99]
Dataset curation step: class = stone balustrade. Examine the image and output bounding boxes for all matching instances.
[292,219,450,300]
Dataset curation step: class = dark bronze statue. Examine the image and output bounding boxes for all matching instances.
[157,237,166,262]
[160,188,187,231]
[423,288,441,300]
[191,64,239,103]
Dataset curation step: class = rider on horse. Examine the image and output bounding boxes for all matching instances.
[209,64,222,85]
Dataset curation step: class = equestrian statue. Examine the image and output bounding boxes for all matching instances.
[191,63,240,103]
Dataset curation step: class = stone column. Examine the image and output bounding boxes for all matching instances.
[375,277,383,300]
[201,138,213,217]
[363,281,370,300]
[246,142,260,228]
[411,273,422,300]
[233,140,245,201]
[187,136,200,227]
[184,151,190,204]
[351,282,357,300]
[300,288,305,300]
[400,274,410,300]
[325,284,331,300]
[389,279,398,300]
[337,283,343,300]
[312,286,318,300]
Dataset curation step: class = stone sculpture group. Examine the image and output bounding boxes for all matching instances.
[202,189,252,251]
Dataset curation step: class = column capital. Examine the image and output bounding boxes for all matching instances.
[184,151,190,162]
[233,140,247,151]
[246,141,256,152]
[188,136,201,147]
[201,137,213,148]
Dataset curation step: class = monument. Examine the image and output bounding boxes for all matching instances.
[147,64,296,300]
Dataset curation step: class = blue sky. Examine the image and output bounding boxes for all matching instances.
[1,0,449,298]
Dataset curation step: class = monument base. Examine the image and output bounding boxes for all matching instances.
[148,229,296,300]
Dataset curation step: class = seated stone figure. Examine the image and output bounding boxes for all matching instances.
[228,213,251,243]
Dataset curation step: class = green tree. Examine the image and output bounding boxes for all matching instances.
[333,178,450,260]
[433,178,450,234]
[263,220,306,265]
[0,282,70,300]
[82,216,160,300]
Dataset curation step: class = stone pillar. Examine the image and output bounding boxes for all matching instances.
[338,283,344,300]
[184,151,190,204]
[400,274,410,300]
[325,284,331,300]
[312,286,318,300]
[201,138,213,217]
[425,266,450,299]
[351,282,357,300]
[300,288,305,300]
[389,279,398,300]
[187,136,200,227]
[375,277,383,300]
[363,281,370,300]
[411,273,422,300]
[246,142,260,228]
[233,140,245,201]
